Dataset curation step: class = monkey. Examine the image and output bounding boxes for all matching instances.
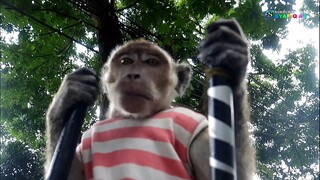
[45,19,255,180]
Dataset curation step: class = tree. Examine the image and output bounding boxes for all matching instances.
[0,125,43,179]
[0,140,44,180]
[1,0,318,179]
[249,44,319,179]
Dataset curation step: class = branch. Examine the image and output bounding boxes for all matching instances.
[68,0,98,17]
[290,139,304,167]
[188,17,205,35]
[31,6,97,30]
[110,0,115,8]
[253,132,279,138]
[116,0,139,12]
[119,15,160,39]
[37,22,81,36]
[2,0,98,54]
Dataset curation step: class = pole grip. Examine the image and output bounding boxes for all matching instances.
[45,103,87,180]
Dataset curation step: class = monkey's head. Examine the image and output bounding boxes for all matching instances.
[101,39,191,119]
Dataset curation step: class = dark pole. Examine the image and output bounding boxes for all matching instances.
[45,103,88,180]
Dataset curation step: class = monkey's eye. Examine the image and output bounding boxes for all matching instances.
[145,58,159,66]
[120,58,134,65]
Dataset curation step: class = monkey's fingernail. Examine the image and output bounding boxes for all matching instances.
[206,57,213,63]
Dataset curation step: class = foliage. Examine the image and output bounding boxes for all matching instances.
[249,44,319,179]
[0,140,43,180]
[1,0,319,179]
[0,126,43,180]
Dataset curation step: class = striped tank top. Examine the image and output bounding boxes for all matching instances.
[77,107,208,180]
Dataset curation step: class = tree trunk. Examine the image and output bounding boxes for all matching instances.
[86,0,123,120]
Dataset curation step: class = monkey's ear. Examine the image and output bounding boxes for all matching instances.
[175,63,192,95]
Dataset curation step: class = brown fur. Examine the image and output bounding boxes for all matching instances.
[45,31,255,179]
[100,39,190,119]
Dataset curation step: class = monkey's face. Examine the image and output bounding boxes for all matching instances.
[102,41,179,118]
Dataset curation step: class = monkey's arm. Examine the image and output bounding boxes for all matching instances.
[45,68,99,179]
[195,19,255,179]
[190,128,211,180]
[233,82,256,180]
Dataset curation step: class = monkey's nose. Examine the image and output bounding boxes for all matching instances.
[127,74,140,80]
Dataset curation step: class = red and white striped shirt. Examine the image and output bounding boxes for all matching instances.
[77,107,208,180]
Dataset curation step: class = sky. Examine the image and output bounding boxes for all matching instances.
[261,0,319,78]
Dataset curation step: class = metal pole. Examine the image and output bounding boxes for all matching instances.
[207,73,237,180]
[45,103,88,180]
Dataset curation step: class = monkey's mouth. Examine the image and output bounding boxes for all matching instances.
[124,92,151,100]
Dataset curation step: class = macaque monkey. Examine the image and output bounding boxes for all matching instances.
[45,19,255,180]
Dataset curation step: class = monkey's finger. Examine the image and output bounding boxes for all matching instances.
[199,43,247,59]
[200,26,247,49]
[67,82,99,106]
[65,79,99,97]
[206,19,243,35]
[199,32,245,54]
[72,67,97,76]
[211,50,248,85]
[67,74,100,88]
[69,68,100,83]
[198,43,247,65]
[214,49,249,68]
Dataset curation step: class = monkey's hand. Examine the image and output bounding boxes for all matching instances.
[45,68,97,179]
[47,68,99,124]
[198,19,249,87]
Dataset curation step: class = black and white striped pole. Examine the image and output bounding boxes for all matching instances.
[198,18,238,180]
[206,68,237,180]
[198,18,246,180]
